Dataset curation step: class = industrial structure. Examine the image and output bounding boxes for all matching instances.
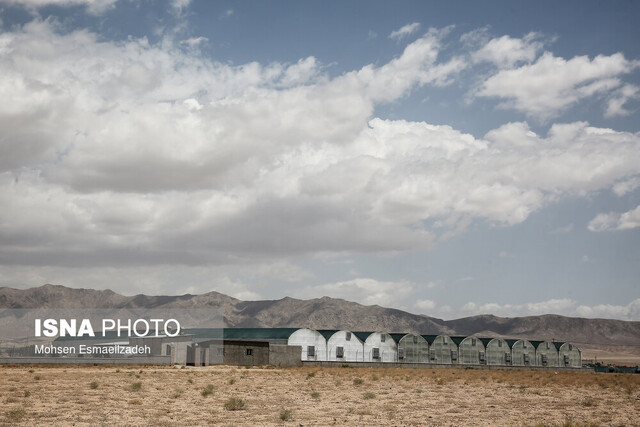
[13,327,582,368]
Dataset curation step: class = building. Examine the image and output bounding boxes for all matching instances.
[458,336,486,365]
[396,333,429,363]
[511,339,536,367]
[326,330,365,361]
[363,332,397,362]
[287,328,330,361]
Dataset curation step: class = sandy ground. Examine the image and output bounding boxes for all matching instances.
[1,365,639,426]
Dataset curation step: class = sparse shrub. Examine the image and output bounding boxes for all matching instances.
[363,391,376,400]
[228,378,236,385]
[341,364,351,368]
[33,375,41,380]
[279,408,293,421]
[310,391,320,399]
[116,369,120,373]
[581,397,596,407]
[335,380,342,386]
[201,384,214,397]
[23,390,31,398]
[170,388,184,399]
[371,374,379,381]
[224,397,246,411]
[130,382,142,391]
[135,374,140,379]
[353,378,364,386]
[306,372,315,379]
[128,399,142,405]
[90,381,99,390]
[28,369,34,374]
[5,407,26,422]
[187,378,194,384]
[435,377,445,386]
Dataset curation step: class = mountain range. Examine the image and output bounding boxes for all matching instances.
[1,284,639,351]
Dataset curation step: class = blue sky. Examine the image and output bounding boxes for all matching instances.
[0,0,638,320]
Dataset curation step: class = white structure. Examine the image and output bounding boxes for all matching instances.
[559,342,581,367]
[364,332,397,362]
[327,330,364,361]
[536,341,559,367]
[287,328,328,361]
[486,338,512,366]
[511,339,535,366]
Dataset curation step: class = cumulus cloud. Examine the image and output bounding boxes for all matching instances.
[1,20,640,303]
[472,32,544,68]
[613,176,640,196]
[605,84,639,117]
[588,205,640,231]
[476,52,639,119]
[389,22,420,41]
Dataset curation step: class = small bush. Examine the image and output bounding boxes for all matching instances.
[201,384,214,397]
[353,378,364,386]
[581,397,596,407]
[228,378,236,385]
[335,380,342,386]
[115,369,121,373]
[187,378,194,384]
[5,407,26,422]
[28,369,34,374]
[130,382,142,391]
[23,390,31,398]
[310,391,320,399]
[279,408,293,421]
[34,375,41,381]
[363,391,376,400]
[224,397,246,411]
[371,374,379,381]
[170,388,184,399]
[306,372,315,379]
[89,381,99,390]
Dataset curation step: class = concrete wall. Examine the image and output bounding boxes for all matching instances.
[364,332,397,362]
[459,337,485,365]
[511,340,536,367]
[536,341,559,367]
[288,328,327,361]
[398,334,429,363]
[327,330,364,362]
[223,341,270,366]
[269,344,302,367]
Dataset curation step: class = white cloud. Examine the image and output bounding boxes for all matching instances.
[605,83,639,117]
[476,52,639,119]
[613,176,640,196]
[293,278,414,308]
[472,32,544,68]
[588,205,640,231]
[414,299,436,312]
[0,0,120,14]
[0,21,639,286]
[389,22,420,41]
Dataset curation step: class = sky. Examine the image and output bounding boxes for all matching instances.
[0,0,639,321]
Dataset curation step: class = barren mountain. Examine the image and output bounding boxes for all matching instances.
[1,284,639,348]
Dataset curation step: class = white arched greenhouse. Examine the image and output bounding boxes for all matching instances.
[326,330,365,362]
[287,328,328,361]
[535,341,559,367]
[458,336,486,365]
[396,333,429,363]
[425,335,458,364]
[363,332,397,362]
[559,342,581,367]
[511,339,536,367]
[485,338,512,366]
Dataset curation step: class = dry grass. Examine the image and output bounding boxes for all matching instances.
[0,364,638,426]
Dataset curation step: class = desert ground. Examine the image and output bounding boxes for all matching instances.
[1,364,639,426]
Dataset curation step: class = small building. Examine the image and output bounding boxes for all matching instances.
[559,342,581,367]
[534,341,559,367]
[395,333,429,363]
[424,335,457,364]
[485,338,512,365]
[458,336,486,365]
[327,330,365,361]
[511,339,536,366]
[363,332,397,362]
[287,328,328,361]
